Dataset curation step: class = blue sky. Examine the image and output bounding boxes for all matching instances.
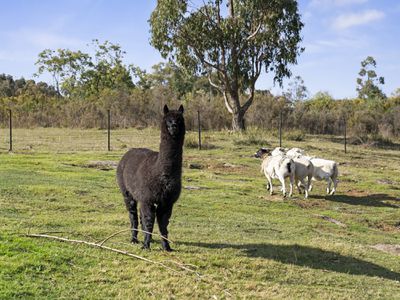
[0,0,399,98]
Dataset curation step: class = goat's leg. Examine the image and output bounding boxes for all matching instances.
[307,175,312,193]
[296,179,302,194]
[123,191,139,244]
[266,175,273,195]
[301,179,309,199]
[330,178,338,195]
[326,177,332,194]
[140,203,156,250]
[156,204,174,251]
[288,173,294,197]
[279,176,287,197]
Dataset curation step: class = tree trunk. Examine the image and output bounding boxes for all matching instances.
[231,109,245,131]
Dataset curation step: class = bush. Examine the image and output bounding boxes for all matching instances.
[349,134,395,147]
[233,128,270,146]
[184,132,217,149]
[285,130,306,141]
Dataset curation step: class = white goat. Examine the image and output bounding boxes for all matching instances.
[286,147,305,157]
[307,157,338,195]
[286,148,338,195]
[261,153,295,197]
[290,155,314,198]
[271,147,287,156]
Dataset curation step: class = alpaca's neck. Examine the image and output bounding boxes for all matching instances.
[157,135,183,174]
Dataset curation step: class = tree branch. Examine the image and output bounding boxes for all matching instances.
[208,74,223,92]
[246,23,262,41]
[223,91,234,114]
[25,233,180,274]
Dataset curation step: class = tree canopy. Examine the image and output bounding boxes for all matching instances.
[150,0,303,130]
[356,56,385,100]
[35,40,135,97]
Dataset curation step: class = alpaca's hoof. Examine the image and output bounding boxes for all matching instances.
[131,238,139,244]
[141,244,151,250]
[162,241,173,252]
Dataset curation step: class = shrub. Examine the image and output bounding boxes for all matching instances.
[285,130,305,141]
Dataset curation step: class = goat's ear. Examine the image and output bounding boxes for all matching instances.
[178,105,184,113]
[163,104,169,115]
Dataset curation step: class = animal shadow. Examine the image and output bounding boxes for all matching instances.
[181,241,400,281]
[311,193,399,208]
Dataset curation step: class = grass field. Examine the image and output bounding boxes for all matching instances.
[1,127,399,299]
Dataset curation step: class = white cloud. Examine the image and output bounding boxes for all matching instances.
[332,9,385,30]
[304,37,366,54]
[311,0,368,7]
[23,31,84,49]
[5,28,84,49]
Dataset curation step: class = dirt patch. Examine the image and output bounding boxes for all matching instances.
[209,162,250,173]
[314,214,347,227]
[376,179,396,185]
[372,244,400,256]
[364,219,400,232]
[184,186,208,190]
[295,200,328,209]
[346,189,370,197]
[188,163,204,169]
[86,161,118,170]
[257,195,283,202]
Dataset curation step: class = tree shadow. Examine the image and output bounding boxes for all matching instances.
[309,194,399,208]
[180,241,400,281]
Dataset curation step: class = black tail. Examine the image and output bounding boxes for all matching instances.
[287,162,291,173]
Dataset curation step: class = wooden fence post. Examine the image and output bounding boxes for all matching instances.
[279,111,282,148]
[344,117,347,154]
[9,109,12,152]
[107,109,111,151]
[197,110,202,150]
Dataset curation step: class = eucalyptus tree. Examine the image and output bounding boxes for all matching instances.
[150,0,303,130]
[35,48,91,96]
[35,40,134,97]
[285,75,309,103]
[356,56,386,100]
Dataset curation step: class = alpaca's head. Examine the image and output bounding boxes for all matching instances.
[163,104,185,139]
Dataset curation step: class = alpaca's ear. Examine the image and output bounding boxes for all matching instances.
[163,104,169,115]
[178,105,184,114]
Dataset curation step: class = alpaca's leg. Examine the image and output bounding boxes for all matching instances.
[124,191,139,244]
[140,203,156,249]
[156,204,174,251]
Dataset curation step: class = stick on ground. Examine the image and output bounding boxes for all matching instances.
[25,233,179,274]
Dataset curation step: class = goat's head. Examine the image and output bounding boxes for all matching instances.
[254,147,270,158]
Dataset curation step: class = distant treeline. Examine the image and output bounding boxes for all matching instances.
[1,73,399,141]
[1,70,400,142]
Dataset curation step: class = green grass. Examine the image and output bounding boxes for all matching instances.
[1,128,399,299]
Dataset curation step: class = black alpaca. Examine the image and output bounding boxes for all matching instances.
[116,105,185,251]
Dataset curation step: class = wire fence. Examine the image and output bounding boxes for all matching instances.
[1,109,349,153]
